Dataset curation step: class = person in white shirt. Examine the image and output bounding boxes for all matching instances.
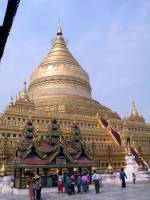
[92,171,100,193]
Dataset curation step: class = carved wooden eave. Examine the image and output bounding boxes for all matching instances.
[18,141,45,160]
[48,142,74,164]
[15,145,48,166]
[76,144,92,161]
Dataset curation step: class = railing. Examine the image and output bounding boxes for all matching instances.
[98,117,121,145]
[130,147,148,168]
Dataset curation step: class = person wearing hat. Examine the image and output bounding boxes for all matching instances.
[34,174,42,200]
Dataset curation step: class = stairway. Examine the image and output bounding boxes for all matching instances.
[130,147,148,168]
[98,117,121,145]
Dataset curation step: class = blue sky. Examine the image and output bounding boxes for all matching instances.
[0,0,150,122]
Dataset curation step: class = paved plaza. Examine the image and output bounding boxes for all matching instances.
[0,181,150,200]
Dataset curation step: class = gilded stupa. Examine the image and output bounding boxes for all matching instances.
[0,25,150,174]
[29,25,120,118]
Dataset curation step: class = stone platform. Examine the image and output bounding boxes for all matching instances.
[0,180,150,200]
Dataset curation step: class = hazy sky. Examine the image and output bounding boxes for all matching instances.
[0,0,150,122]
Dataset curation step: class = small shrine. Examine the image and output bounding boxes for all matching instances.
[14,119,99,189]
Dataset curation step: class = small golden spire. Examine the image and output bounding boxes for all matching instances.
[20,81,28,99]
[10,96,13,105]
[130,102,139,117]
[16,92,20,101]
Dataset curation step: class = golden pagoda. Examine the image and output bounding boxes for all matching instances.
[0,25,150,173]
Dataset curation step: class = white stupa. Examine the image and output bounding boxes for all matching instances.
[124,147,147,182]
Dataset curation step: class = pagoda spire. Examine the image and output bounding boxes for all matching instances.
[130,102,139,117]
[20,81,28,99]
[127,102,145,123]
[57,18,62,36]
[10,96,13,105]
[16,93,20,101]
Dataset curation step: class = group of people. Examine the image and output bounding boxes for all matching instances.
[27,171,102,200]
[57,172,92,195]
[28,174,42,200]
[27,168,136,199]
[57,171,102,195]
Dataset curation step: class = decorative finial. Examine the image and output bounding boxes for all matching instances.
[57,18,62,36]
[20,81,28,99]
[130,102,139,117]
[10,96,13,105]
[16,92,20,101]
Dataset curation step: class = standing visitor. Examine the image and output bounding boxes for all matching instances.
[34,174,42,200]
[77,173,82,193]
[66,173,71,195]
[120,168,127,188]
[27,175,35,200]
[70,173,75,194]
[58,172,63,193]
[132,173,136,184]
[63,172,67,193]
[92,171,100,194]
[81,173,89,192]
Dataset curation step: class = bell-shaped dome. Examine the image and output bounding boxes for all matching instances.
[29,26,91,102]
[28,25,120,119]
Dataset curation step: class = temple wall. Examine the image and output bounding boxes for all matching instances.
[0,108,150,174]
